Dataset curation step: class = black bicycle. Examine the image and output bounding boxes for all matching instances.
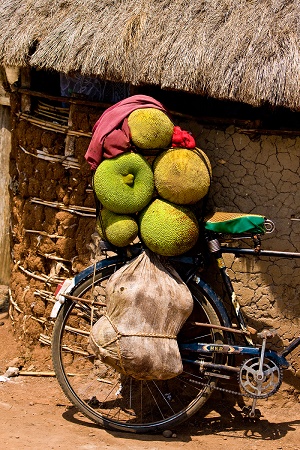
[50,211,300,433]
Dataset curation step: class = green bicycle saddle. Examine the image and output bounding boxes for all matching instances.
[204,211,266,235]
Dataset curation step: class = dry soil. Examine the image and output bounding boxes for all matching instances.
[0,313,300,450]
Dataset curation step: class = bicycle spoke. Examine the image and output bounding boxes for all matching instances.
[52,263,227,432]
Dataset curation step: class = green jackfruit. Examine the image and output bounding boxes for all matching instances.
[139,199,199,256]
[93,152,154,214]
[128,108,174,149]
[153,148,212,205]
[96,209,138,247]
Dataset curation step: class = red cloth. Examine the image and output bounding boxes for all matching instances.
[85,95,168,170]
[171,126,196,149]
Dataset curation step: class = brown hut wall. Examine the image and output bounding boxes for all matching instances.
[8,91,300,401]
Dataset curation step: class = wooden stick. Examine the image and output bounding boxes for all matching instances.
[18,371,78,377]
[20,145,80,169]
[38,100,69,114]
[63,293,106,307]
[18,113,92,137]
[236,127,300,136]
[36,250,71,263]
[8,293,23,313]
[18,264,65,284]
[25,229,65,239]
[193,322,256,335]
[17,87,111,109]
[30,197,96,217]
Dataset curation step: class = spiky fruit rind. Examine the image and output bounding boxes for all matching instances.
[128,108,174,149]
[153,148,212,205]
[139,199,199,256]
[96,209,138,247]
[93,152,154,214]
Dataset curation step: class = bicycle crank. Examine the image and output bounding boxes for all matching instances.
[239,356,283,399]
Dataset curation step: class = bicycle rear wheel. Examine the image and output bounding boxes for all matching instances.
[52,261,228,433]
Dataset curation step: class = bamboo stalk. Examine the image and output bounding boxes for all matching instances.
[38,105,68,116]
[30,315,47,324]
[236,127,300,136]
[35,111,68,124]
[9,292,23,313]
[20,145,80,169]
[36,250,71,263]
[18,113,92,137]
[64,324,90,336]
[97,378,113,385]
[18,113,68,131]
[18,264,65,284]
[30,197,96,217]
[8,289,16,324]
[62,345,90,356]
[17,87,111,109]
[63,293,106,307]
[38,100,69,115]
[19,371,57,377]
[25,229,65,239]
[36,150,78,163]
[67,130,91,137]
[34,289,56,303]
[19,371,78,377]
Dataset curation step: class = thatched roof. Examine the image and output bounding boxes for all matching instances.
[1,0,300,110]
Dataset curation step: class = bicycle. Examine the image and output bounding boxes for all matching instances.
[50,211,300,434]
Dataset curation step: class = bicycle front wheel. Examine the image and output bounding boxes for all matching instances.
[52,261,227,433]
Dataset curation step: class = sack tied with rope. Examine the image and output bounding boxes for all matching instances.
[89,249,193,380]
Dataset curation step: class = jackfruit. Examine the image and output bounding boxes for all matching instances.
[93,152,154,214]
[128,108,174,149]
[96,209,138,247]
[153,148,212,205]
[139,199,199,256]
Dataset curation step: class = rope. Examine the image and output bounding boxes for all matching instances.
[91,313,177,375]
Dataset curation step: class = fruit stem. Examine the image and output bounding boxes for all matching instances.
[123,174,135,186]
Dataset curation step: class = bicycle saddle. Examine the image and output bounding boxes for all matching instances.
[204,212,266,235]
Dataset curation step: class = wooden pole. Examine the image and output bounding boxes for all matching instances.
[0,105,11,285]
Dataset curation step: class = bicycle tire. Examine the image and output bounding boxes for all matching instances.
[52,260,228,433]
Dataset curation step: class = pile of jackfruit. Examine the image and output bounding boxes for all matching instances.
[93,108,211,256]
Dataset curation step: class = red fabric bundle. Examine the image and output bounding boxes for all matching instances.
[85,95,168,170]
[171,126,196,149]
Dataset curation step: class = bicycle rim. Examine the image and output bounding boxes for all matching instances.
[52,262,227,433]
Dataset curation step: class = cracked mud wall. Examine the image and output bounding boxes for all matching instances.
[9,103,300,401]
[177,118,300,401]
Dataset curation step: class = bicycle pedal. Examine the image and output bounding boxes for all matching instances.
[241,406,262,420]
[257,328,278,339]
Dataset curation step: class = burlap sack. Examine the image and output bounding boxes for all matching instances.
[89,250,193,380]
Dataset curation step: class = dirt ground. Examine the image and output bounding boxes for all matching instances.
[1,313,300,450]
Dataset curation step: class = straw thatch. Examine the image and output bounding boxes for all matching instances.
[0,0,300,109]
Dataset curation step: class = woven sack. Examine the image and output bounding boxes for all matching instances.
[89,250,193,380]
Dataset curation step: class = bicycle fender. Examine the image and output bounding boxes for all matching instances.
[72,255,127,285]
[193,275,232,328]
[50,278,75,318]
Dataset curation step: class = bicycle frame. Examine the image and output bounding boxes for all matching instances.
[51,230,300,369]
[182,230,300,371]
[50,221,300,428]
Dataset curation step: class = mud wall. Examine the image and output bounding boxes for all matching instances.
[8,99,300,401]
[9,100,102,358]
[178,117,300,402]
